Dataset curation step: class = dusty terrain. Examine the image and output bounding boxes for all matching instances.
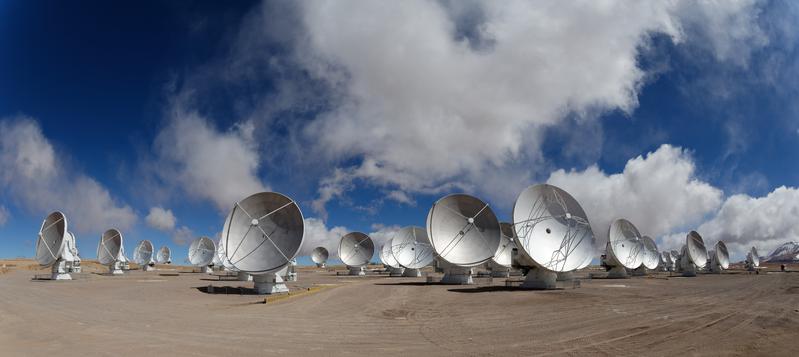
[1,260,798,356]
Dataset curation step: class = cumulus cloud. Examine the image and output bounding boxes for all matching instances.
[689,186,799,260]
[145,206,176,231]
[0,117,137,234]
[547,144,723,247]
[149,107,267,212]
[0,205,8,226]
[300,217,348,257]
[289,0,766,214]
[171,225,193,246]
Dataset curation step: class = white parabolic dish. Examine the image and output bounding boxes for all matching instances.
[493,222,517,268]
[97,229,123,265]
[339,232,374,268]
[220,191,305,274]
[685,231,708,266]
[749,247,760,267]
[188,237,216,266]
[427,194,501,267]
[607,219,644,270]
[380,239,401,269]
[216,238,237,271]
[715,241,730,269]
[513,184,596,272]
[157,246,171,263]
[35,211,68,267]
[640,236,660,270]
[133,240,154,265]
[311,247,329,265]
[391,226,435,270]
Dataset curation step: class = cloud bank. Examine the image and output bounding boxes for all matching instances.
[145,206,176,231]
[0,117,137,235]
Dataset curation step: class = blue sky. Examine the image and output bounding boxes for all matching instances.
[1,1,799,264]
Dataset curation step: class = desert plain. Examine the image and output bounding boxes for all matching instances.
[1,260,798,356]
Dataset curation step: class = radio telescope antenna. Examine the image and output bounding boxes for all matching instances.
[156,246,171,264]
[745,246,760,271]
[379,239,404,276]
[35,211,73,280]
[97,228,124,275]
[485,222,517,278]
[339,232,375,276]
[220,191,304,294]
[512,184,595,288]
[133,240,155,271]
[428,194,501,285]
[216,237,249,280]
[677,231,708,277]
[188,237,216,274]
[660,251,675,272]
[708,241,729,273]
[633,236,660,275]
[601,219,643,279]
[390,226,434,277]
[311,247,329,268]
[63,231,81,273]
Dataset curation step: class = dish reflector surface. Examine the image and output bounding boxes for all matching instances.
[221,192,305,274]
[97,229,123,265]
[133,240,154,265]
[311,247,329,265]
[339,232,374,267]
[35,211,67,267]
[715,241,730,269]
[380,239,401,269]
[749,247,760,267]
[513,184,595,272]
[157,246,171,264]
[685,231,708,266]
[607,219,643,269]
[427,194,501,267]
[641,236,660,270]
[391,226,435,269]
[216,238,237,271]
[188,236,216,266]
[492,222,517,268]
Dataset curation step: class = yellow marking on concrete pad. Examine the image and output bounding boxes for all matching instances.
[263,284,338,304]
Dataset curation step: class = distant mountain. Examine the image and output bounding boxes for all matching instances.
[765,242,799,262]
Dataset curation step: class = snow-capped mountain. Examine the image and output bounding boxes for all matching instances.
[765,242,799,262]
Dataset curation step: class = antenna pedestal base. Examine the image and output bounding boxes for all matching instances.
[109,262,124,275]
[51,261,72,280]
[519,267,556,289]
[237,272,253,281]
[556,271,574,281]
[142,264,155,272]
[606,266,629,279]
[316,263,326,269]
[709,264,723,274]
[403,268,422,277]
[631,267,647,276]
[680,264,697,277]
[440,266,473,285]
[348,266,366,276]
[389,267,405,277]
[253,273,289,295]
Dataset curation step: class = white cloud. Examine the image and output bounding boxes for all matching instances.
[300,217,348,257]
[171,225,193,246]
[0,117,137,235]
[150,107,267,212]
[0,205,8,226]
[691,186,799,260]
[290,0,766,214]
[145,206,176,231]
[547,144,723,247]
